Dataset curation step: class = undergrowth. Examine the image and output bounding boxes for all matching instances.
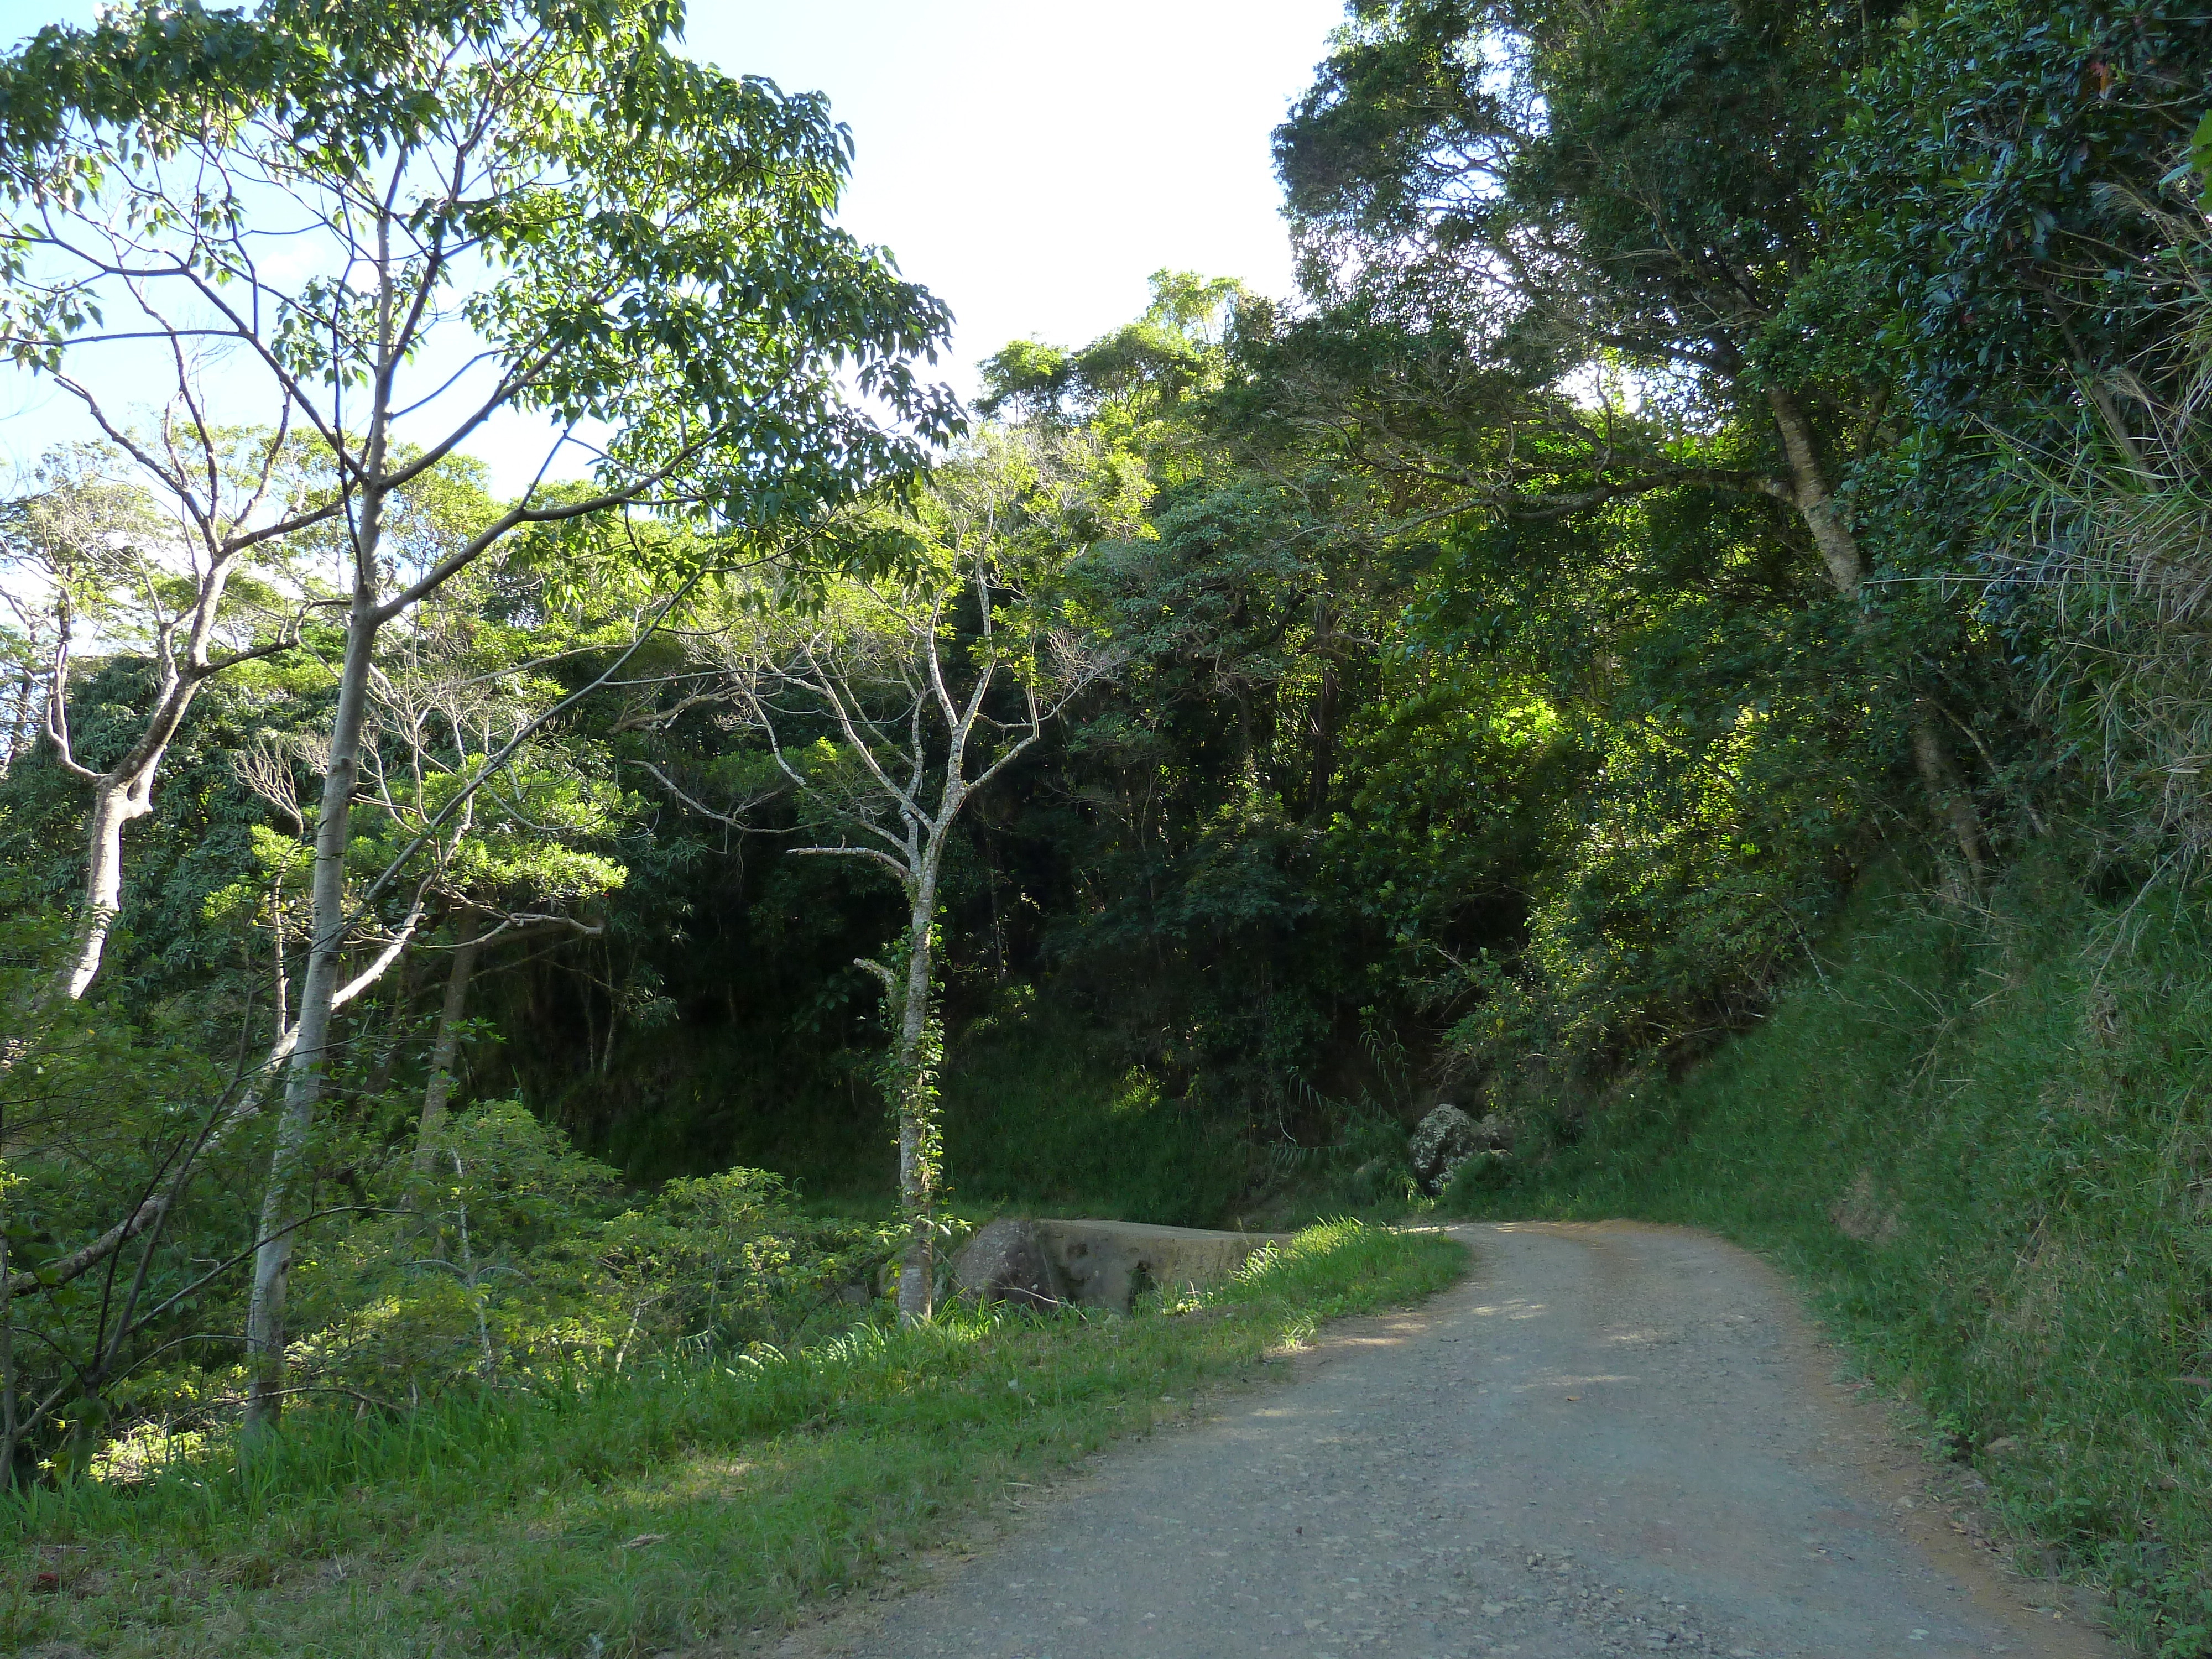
[1447,857,2212,1656]
[940,1004,1247,1225]
[0,1219,1461,1658]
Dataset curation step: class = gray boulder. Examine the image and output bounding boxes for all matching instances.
[951,1218,1068,1310]
[1408,1104,1503,1193]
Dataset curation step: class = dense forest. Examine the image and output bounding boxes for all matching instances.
[2,0,2211,1645]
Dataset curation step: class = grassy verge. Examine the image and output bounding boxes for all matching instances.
[1,1220,1462,1658]
[1446,860,2212,1656]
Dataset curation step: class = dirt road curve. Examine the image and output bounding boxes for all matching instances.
[775,1222,2119,1659]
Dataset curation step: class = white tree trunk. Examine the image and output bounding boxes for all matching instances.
[269,879,289,1044]
[243,505,385,1432]
[2,649,41,777]
[45,551,241,1006]
[59,778,147,1002]
[753,525,1061,1326]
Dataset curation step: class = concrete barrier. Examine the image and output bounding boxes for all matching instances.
[1030,1219,1292,1311]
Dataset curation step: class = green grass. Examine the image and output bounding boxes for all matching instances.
[0,1220,1463,1658]
[940,1005,1248,1225]
[1446,860,2212,1656]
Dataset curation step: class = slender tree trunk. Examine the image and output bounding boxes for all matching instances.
[597,938,620,1076]
[365,952,419,1099]
[449,1150,495,1377]
[1768,388,1989,877]
[894,867,942,1323]
[242,196,405,1432]
[1768,388,1869,595]
[1912,705,1989,881]
[269,878,289,1044]
[412,926,484,1178]
[1,651,39,778]
[243,507,385,1433]
[1307,654,1339,823]
[983,831,1007,983]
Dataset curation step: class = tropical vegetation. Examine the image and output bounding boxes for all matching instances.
[1,0,2210,1649]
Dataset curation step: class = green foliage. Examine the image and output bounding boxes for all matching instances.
[284,1103,894,1406]
[938,1000,1248,1226]
[980,269,1245,435]
[2,0,962,504]
[4,8,2212,1644]
[599,1167,888,1347]
[1279,0,1875,444]
[1971,204,2212,870]
[1823,0,2212,427]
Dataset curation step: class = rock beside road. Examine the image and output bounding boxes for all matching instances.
[1408,1103,1509,1192]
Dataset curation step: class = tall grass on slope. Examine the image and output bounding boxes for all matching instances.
[0,1219,1461,1658]
[1996,189,2212,872]
[1448,863,2212,1656]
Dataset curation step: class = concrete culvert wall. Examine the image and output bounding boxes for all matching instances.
[953,1219,1292,1312]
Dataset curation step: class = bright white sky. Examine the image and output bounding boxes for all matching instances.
[0,0,1347,495]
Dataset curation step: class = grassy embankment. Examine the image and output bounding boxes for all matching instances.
[1445,860,2212,1656]
[0,1220,1460,1658]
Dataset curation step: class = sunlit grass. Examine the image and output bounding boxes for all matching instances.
[0,1219,1461,1657]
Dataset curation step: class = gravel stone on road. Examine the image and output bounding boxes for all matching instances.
[763,1222,2119,1659]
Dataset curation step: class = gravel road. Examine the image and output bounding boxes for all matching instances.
[769,1222,2119,1659]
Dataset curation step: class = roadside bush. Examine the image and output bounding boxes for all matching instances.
[9,1079,902,1479]
[280,1104,901,1411]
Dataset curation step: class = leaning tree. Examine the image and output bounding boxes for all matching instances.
[0,434,312,1006]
